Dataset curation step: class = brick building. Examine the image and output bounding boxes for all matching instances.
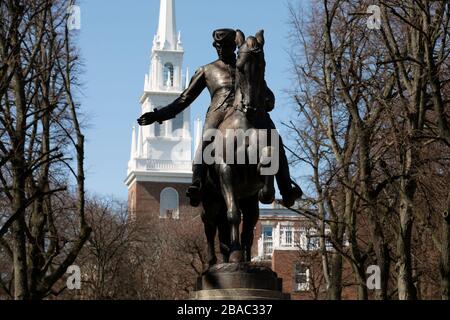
[252,203,359,299]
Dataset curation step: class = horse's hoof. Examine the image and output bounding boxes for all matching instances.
[202,266,211,274]
[259,189,275,204]
[208,257,217,267]
[229,250,244,263]
[203,259,217,273]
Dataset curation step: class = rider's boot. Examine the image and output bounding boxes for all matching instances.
[259,176,275,204]
[186,163,203,207]
[277,141,303,208]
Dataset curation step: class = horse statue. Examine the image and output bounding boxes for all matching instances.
[201,30,277,267]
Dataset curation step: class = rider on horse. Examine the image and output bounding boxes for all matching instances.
[138,29,302,208]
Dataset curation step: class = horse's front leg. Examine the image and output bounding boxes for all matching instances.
[217,206,231,263]
[217,163,243,263]
[201,211,217,270]
[202,197,223,269]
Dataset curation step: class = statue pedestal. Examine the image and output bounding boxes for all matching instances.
[190,263,290,300]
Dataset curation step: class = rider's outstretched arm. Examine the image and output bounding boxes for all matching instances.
[139,67,207,125]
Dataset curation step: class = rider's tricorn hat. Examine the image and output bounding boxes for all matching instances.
[212,29,236,46]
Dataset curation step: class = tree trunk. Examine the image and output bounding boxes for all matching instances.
[396,146,418,300]
[441,191,450,300]
[11,218,28,300]
[328,253,342,299]
[11,69,29,300]
[344,186,368,299]
[351,262,368,300]
[397,188,417,300]
[359,128,390,300]
[370,219,390,300]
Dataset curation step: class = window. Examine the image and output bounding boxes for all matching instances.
[160,187,179,219]
[154,107,165,137]
[307,228,319,251]
[325,238,334,251]
[294,264,310,291]
[280,225,294,247]
[172,112,184,135]
[155,122,164,137]
[163,63,174,87]
[263,225,273,238]
[262,225,273,258]
[307,235,319,251]
[299,227,307,250]
[286,230,293,245]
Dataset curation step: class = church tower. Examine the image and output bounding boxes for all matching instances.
[126,0,200,222]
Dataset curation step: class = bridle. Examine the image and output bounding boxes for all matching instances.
[235,45,264,115]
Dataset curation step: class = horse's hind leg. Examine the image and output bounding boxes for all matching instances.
[217,163,243,263]
[217,209,230,263]
[240,194,260,262]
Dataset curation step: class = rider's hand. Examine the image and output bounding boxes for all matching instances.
[137,111,159,126]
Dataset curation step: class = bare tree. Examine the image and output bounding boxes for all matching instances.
[287,0,449,300]
[287,0,390,299]
[0,0,91,300]
[378,0,449,300]
[62,198,207,300]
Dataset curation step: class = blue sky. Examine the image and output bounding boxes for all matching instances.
[77,0,306,201]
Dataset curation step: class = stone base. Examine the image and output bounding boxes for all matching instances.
[191,288,288,300]
[190,263,290,300]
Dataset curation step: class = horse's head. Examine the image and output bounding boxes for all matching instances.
[235,30,266,116]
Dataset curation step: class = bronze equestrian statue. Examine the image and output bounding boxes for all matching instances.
[138,28,302,266]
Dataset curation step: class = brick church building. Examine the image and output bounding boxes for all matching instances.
[126,0,357,300]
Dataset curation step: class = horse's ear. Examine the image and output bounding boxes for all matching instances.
[255,30,265,46]
[236,29,245,47]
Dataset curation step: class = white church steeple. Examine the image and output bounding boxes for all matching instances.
[154,0,180,51]
[127,0,198,186]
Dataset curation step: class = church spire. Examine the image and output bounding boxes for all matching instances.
[155,0,179,50]
[127,0,191,185]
